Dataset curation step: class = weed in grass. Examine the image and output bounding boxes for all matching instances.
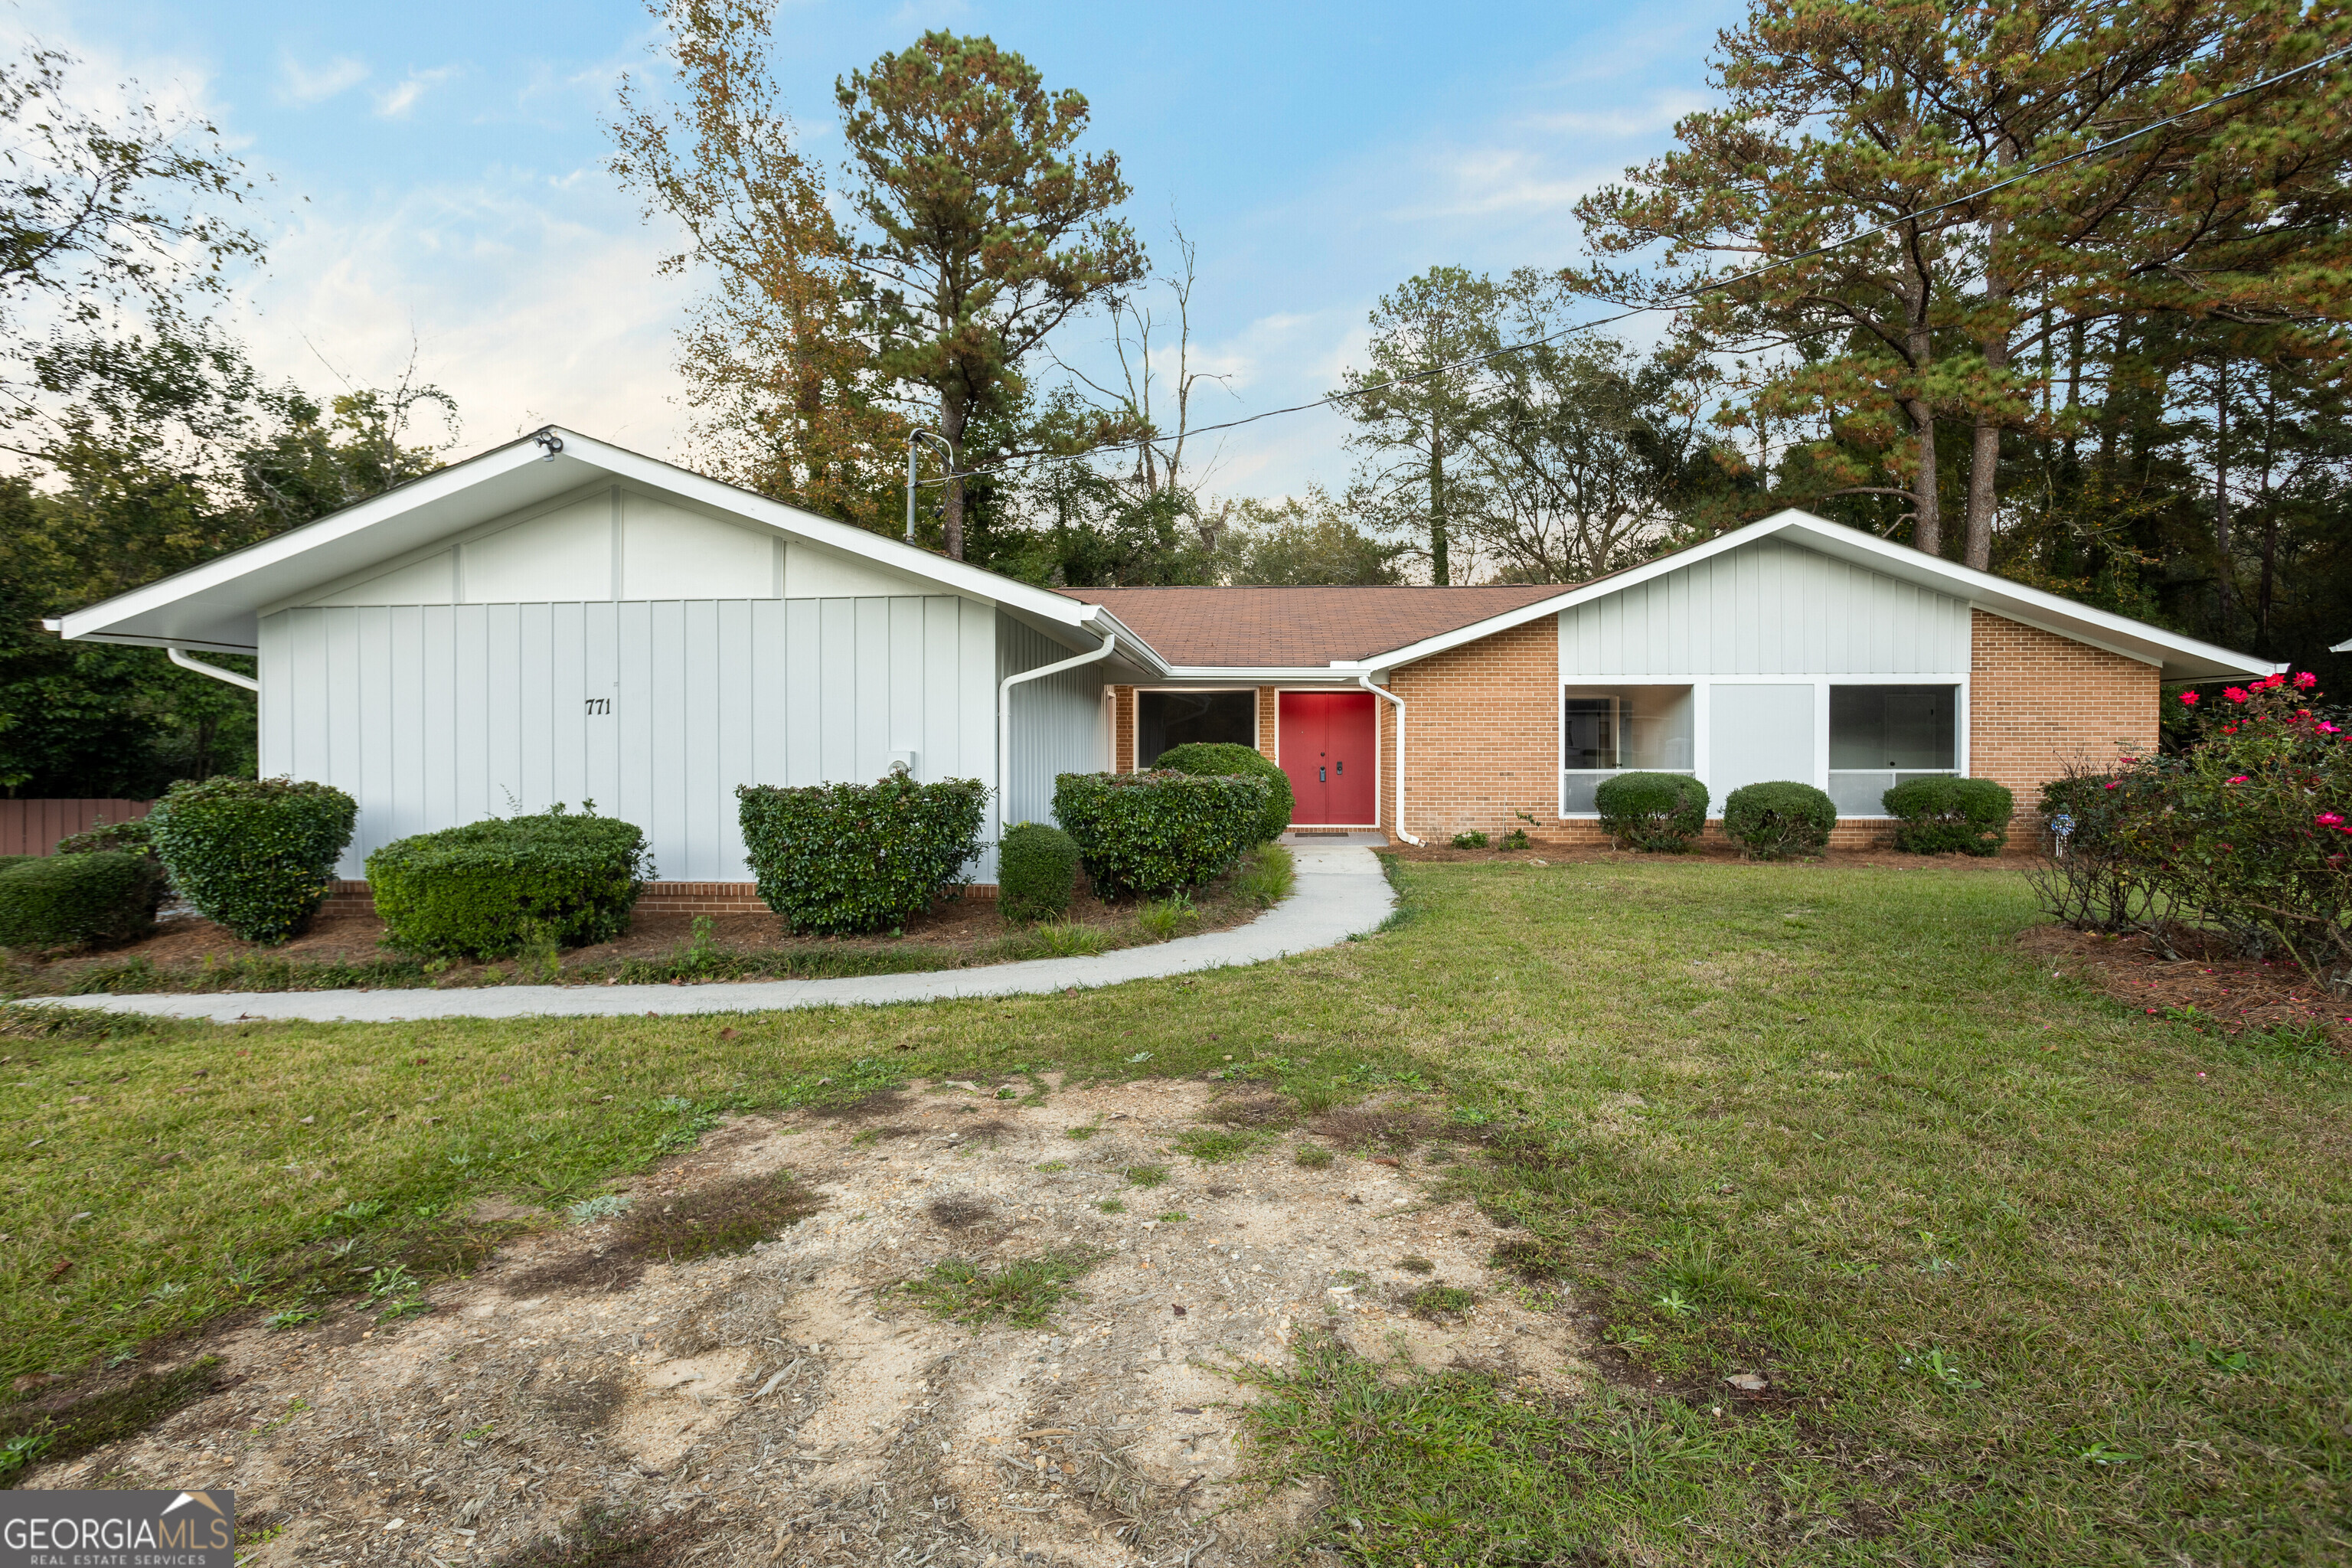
[2237,1021,2339,1063]
[1653,1289,1699,1319]
[1034,1159,1069,1173]
[1294,1145,1334,1170]
[1235,845,1296,907]
[1407,1284,1475,1316]
[516,919,563,985]
[1205,1094,1298,1129]
[1489,1236,1566,1280]
[900,1249,1103,1328]
[1137,893,1201,943]
[1097,1200,1126,1214]
[1174,1129,1262,1164]
[1063,1125,1098,1140]
[567,1193,632,1224]
[1333,1269,1369,1286]
[1452,831,1489,849]
[1156,1210,1188,1223]
[1899,1348,1984,1393]
[1022,920,1110,959]
[1123,1164,1170,1188]
[928,1196,994,1230]
[1398,1256,1436,1275]
[264,1309,318,1331]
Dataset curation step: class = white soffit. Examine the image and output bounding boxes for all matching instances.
[54,427,1120,655]
[1344,510,2274,683]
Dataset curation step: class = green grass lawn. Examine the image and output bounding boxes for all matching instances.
[2,858,2346,1563]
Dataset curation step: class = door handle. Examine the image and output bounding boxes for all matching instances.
[1318,766,1327,782]
[1335,760,1343,775]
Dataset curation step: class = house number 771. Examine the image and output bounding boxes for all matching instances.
[583,697,612,716]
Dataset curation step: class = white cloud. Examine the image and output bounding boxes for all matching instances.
[229,176,694,461]
[277,52,368,106]
[1522,88,1713,139]
[1382,146,1602,222]
[376,65,460,119]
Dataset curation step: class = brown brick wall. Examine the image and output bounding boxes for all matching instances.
[1256,687,1279,761]
[1112,686,1136,773]
[1968,609,2158,810]
[1387,618,1560,843]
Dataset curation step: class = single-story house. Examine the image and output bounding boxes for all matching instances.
[51,426,2272,905]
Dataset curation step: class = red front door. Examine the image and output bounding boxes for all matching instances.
[1279,691,1377,825]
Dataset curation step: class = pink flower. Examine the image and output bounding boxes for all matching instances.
[2178,691,2201,706]
[2294,671,2319,689]
[2318,812,2347,827]
[2223,687,2250,704]
[2104,781,2120,791]
[2321,722,2343,736]
[2227,775,2249,785]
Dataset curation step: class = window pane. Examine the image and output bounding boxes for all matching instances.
[1829,685,1955,769]
[1563,687,1694,769]
[1138,690,1255,766]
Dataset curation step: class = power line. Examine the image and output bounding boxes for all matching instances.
[915,37,2352,488]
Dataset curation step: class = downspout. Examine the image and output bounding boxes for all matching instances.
[168,646,260,693]
[1357,671,1422,845]
[999,630,1119,830]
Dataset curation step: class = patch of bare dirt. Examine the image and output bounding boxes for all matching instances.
[2020,923,2352,1048]
[19,1080,1591,1566]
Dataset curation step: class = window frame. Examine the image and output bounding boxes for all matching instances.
[1557,673,1970,820]
[1129,685,1261,771]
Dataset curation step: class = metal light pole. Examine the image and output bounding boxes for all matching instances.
[904,429,953,545]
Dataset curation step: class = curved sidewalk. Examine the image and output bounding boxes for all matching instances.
[13,841,1394,1025]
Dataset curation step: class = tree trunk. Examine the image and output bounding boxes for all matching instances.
[2256,379,2278,655]
[1963,141,2014,573]
[940,385,969,560]
[2213,353,2233,637]
[1430,422,1450,586]
[1902,270,1943,558]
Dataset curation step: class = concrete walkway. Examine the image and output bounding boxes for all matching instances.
[16,842,1394,1025]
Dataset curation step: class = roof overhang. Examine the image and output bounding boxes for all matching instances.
[1339,509,2275,684]
[2334,635,2351,653]
[51,426,1146,659]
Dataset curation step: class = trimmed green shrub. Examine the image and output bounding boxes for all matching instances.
[1452,830,1490,849]
[1884,776,2015,856]
[1722,781,1838,859]
[0,852,168,951]
[366,805,652,959]
[54,817,155,858]
[1053,770,1270,897]
[148,777,357,944]
[1152,742,1293,843]
[998,822,1080,922]
[1594,772,1710,852]
[737,773,988,935]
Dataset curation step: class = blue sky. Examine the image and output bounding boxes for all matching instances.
[27,0,1735,498]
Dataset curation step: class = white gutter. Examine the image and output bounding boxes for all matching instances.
[168,645,260,693]
[999,629,1121,828]
[1356,671,1421,845]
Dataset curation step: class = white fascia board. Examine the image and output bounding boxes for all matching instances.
[1349,508,2272,681]
[2334,635,2352,653]
[54,426,1132,655]
[1156,666,1361,683]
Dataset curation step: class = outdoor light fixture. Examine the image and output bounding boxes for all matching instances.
[533,429,565,462]
[905,428,952,544]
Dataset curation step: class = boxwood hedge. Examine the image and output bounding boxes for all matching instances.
[1884,776,2015,856]
[1052,770,1269,897]
[1152,742,1293,844]
[998,822,1081,922]
[148,777,357,944]
[1594,771,1710,852]
[366,806,652,959]
[0,851,168,951]
[1722,780,1838,859]
[737,773,988,935]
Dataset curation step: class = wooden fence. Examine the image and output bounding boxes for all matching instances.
[0,799,155,857]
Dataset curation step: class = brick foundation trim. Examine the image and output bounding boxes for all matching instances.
[316,879,998,919]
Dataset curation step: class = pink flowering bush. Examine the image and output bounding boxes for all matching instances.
[2096,672,2352,991]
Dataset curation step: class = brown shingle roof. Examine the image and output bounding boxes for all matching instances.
[1063,584,1570,668]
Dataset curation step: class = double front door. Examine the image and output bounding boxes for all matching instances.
[1279,691,1377,825]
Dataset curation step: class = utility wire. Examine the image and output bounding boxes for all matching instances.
[913,37,2352,488]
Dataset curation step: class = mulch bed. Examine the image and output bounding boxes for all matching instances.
[2019,923,2352,1050]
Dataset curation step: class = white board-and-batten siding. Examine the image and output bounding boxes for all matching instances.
[259,597,1002,882]
[1557,538,1971,678]
[997,616,1111,829]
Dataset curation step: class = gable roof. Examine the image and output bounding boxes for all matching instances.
[1332,510,2274,683]
[1063,584,1565,670]
[50,426,1168,677]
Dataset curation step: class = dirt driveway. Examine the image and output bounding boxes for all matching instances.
[24,1077,1592,1566]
